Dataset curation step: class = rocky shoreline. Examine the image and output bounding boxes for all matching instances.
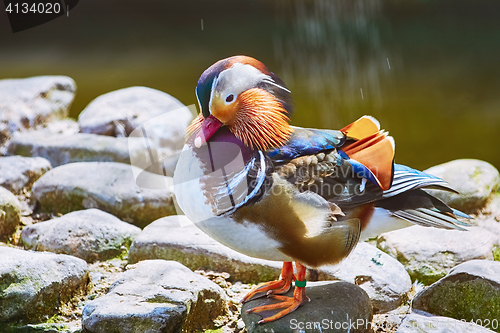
[1,75,499,333]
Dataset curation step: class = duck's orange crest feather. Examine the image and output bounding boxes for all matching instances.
[231,88,292,151]
[186,113,204,137]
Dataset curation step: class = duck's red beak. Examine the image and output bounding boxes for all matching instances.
[194,115,223,148]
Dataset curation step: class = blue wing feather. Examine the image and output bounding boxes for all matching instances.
[267,126,345,162]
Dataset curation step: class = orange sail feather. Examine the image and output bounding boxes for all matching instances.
[341,117,395,191]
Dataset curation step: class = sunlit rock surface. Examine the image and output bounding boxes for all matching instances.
[377,226,498,285]
[0,76,76,150]
[21,209,141,263]
[317,242,412,313]
[7,131,150,168]
[425,159,500,214]
[32,162,175,228]
[0,247,89,322]
[82,260,228,333]
[0,156,52,194]
[397,312,495,333]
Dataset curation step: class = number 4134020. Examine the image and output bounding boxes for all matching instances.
[5,2,62,14]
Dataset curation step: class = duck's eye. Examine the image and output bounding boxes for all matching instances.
[225,94,234,103]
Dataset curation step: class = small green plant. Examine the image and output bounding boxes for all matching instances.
[202,329,224,333]
[493,246,500,262]
[46,314,65,324]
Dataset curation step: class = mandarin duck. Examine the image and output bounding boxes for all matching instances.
[173,55,469,323]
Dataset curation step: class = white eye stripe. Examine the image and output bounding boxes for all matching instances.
[211,63,291,108]
[215,63,268,96]
[262,78,291,93]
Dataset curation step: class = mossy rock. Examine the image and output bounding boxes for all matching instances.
[82,260,228,333]
[0,186,22,240]
[377,226,497,285]
[32,162,176,228]
[412,260,500,333]
[0,247,89,323]
[21,209,141,263]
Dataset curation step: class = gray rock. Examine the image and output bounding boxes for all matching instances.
[128,215,283,284]
[0,76,75,148]
[242,281,372,333]
[0,247,88,322]
[7,131,150,168]
[412,260,500,331]
[397,312,495,333]
[377,226,497,285]
[0,156,52,194]
[39,118,80,135]
[78,87,193,176]
[316,242,412,313]
[4,322,82,333]
[82,260,228,333]
[425,159,500,213]
[473,194,500,245]
[32,162,176,229]
[475,220,500,253]
[0,187,22,239]
[21,209,141,263]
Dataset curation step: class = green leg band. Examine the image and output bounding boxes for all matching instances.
[295,279,307,287]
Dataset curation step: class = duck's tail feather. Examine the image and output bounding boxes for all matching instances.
[383,164,458,199]
[376,189,470,230]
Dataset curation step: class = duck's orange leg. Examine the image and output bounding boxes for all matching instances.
[241,262,295,303]
[245,262,310,324]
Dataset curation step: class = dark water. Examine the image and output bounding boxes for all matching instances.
[1,0,500,171]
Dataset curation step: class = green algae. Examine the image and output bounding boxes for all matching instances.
[413,277,500,333]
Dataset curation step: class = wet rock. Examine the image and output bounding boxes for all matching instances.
[32,162,175,228]
[82,260,228,333]
[78,87,193,176]
[425,159,500,213]
[242,281,372,333]
[412,260,500,331]
[316,242,412,313]
[0,247,88,322]
[7,131,150,168]
[397,312,495,333]
[21,209,141,262]
[128,215,282,283]
[377,226,497,285]
[0,156,52,194]
[0,76,75,149]
[0,186,22,239]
